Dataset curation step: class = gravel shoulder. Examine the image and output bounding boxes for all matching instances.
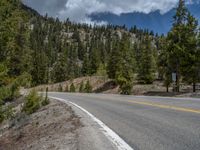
[64,100,117,150]
[0,98,117,150]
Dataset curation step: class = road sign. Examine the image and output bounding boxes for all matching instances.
[172,73,176,82]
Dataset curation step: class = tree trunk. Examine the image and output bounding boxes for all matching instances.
[166,85,169,93]
[176,73,180,92]
[193,82,196,93]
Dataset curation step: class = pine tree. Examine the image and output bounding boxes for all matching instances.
[29,19,48,85]
[167,0,199,92]
[181,13,199,92]
[107,37,121,79]
[158,38,172,92]
[138,36,156,84]
[0,0,31,77]
[166,0,189,92]
[82,47,90,75]
[84,80,92,93]
[51,53,68,83]
[96,63,107,76]
[79,81,84,93]
[72,30,85,61]
[67,45,80,78]
[115,34,136,94]
[65,85,69,92]
[88,48,100,75]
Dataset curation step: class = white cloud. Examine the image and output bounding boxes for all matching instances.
[23,0,180,24]
[58,0,180,24]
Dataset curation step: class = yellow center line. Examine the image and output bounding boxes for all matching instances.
[73,94,200,114]
[127,100,200,114]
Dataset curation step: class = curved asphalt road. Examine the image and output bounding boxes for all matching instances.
[48,93,200,150]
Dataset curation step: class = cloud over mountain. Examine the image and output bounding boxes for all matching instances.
[23,0,179,23]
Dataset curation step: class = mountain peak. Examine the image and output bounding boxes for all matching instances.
[91,1,200,34]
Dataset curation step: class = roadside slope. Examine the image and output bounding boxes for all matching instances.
[0,100,81,150]
[0,98,119,150]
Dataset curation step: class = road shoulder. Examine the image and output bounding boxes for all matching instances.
[58,99,118,150]
[0,99,81,150]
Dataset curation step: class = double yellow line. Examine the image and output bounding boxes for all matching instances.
[79,94,200,114]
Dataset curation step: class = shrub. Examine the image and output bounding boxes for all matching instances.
[22,90,41,114]
[0,81,20,102]
[65,85,69,92]
[0,87,13,102]
[0,105,5,123]
[120,82,132,95]
[70,83,76,92]
[0,63,8,87]
[58,84,63,92]
[16,72,32,88]
[10,81,20,99]
[116,76,133,95]
[0,104,14,123]
[84,80,92,93]
[79,81,84,93]
[4,105,14,120]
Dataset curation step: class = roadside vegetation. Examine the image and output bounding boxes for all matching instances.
[52,80,93,93]
[0,64,18,123]
[22,90,49,114]
[0,63,49,123]
[84,80,93,93]
[70,83,76,92]
[0,0,199,104]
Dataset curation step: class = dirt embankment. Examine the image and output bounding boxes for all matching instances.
[33,76,200,98]
[0,99,82,150]
[33,76,112,93]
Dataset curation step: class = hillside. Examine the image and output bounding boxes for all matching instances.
[0,0,199,97]
[0,0,162,86]
[0,1,200,150]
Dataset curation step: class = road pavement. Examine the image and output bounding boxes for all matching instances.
[48,93,200,150]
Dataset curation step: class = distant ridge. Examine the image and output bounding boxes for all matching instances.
[91,3,200,34]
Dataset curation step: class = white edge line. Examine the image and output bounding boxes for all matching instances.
[49,96,134,150]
